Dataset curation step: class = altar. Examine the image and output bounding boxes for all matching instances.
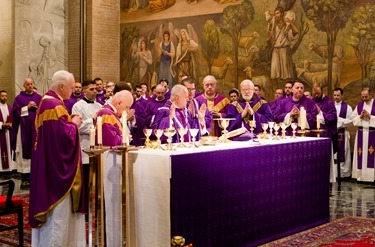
[126,137,332,246]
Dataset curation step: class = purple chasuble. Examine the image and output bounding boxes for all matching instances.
[145,97,168,128]
[196,93,230,136]
[10,91,42,159]
[227,94,273,134]
[151,101,193,143]
[313,95,338,152]
[131,97,149,146]
[29,90,86,228]
[356,101,375,169]
[274,95,319,136]
[96,104,122,147]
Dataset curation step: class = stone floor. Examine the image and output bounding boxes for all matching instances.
[330,179,375,220]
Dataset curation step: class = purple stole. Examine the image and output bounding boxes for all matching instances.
[174,108,190,142]
[356,101,375,169]
[338,102,348,162]
[0,106,10,169]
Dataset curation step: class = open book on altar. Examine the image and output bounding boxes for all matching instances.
[219,127,249,141]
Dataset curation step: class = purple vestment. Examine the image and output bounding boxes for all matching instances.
[151,101,193,143]
[274,95,319,135]
[195,93,230,136]
[96,104,122,147]
[144,97,168,128]
[227,94,273,134]
[313,95,338,151]
[188,98,213,139]
[64,92,84,114]
[11,91,42,159]
[131,97,149,146]
[29,90,85,228]
[96,90,106,105]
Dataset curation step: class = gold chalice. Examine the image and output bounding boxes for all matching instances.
[248,120,256,136]
[189,128,199,148]
[143,128,152,149]
[273,123,280,140]
[154,129,163,149]
[261,123,268,139]
[218,118,231,143]
[280,122,287,139]
[291,122,297,138]
[268,121,275,139]
[177,127,188,148]
[163,128,176,151]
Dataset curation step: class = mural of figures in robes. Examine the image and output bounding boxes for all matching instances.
[131,37,153,85]
[174,25,199,83]
[266,6,298,81]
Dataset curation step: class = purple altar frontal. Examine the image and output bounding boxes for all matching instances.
[127,138,331,247]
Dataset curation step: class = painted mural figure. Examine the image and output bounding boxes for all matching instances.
[158,31,175,85]
[132,38,153,85]
[148,0,176,12]
[127,0,149,12]
[267,7,298,80]
[174,28,199,81]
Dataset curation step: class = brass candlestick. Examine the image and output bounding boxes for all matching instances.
[297,129,310,137]
[312,129,325,138]
[83,146,109,247]
[113,144,136,246]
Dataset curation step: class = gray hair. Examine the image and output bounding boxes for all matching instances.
[202,75,217,85]
[50,70,75,89]
[240,79,254,89]
[171,84,188,100]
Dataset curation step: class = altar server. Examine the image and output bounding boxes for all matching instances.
[333,88,353,178]
[226,79,273,134]
[30,70,86,246]
[351,87,375,182]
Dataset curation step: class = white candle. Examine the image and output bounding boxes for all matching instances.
[122,111,129,145]
[317,115,320,129]
[300,107,306,130]
[97,117,102,145]
[90,125,95,147]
